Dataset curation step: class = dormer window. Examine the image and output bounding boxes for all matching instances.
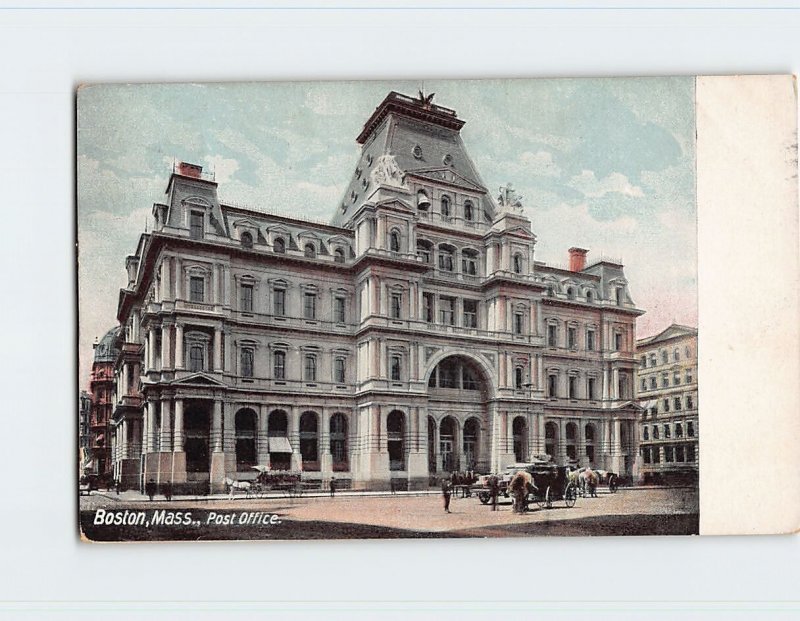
[586,290,594,303]
[304,243,316,259]
[441,196,451,220]
[512,253,523,274]
[412,145,423,159]
[464,200,474,222]
[240,231,253,248]
[273,238,286,254]
[334,248,346,263]
[567,287,575,300]
[189,212,204,240]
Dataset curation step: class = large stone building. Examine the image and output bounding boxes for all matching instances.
[109,91,643,493]
[78,390,92,472]
[86,327,119,480]
[636,324,698,484]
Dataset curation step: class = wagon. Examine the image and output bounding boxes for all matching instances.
[248,466,304,498]
[474,462,577,509]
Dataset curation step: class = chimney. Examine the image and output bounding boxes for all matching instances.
[568,247,588,272]
[177,162,203,179]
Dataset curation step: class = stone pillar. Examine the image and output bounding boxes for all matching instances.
[612,367,620,400]
[213,328,223,372]
[290,406,302,471]
[159,399,172,452]
[212,400,223,452]
[502,240,510,271]
[558,419,568,465]
[145,399,157,452]
[257,404,270,467]
[377,213,387,249]
[174,257,183,300]
[578,419,589,467]
[147,328,156,372]
[536,412,546,456]
[175,324,184,370]
[210,400,226,493]
[223,401,236,474]
[379,339,387,378]
[160,323,171,369]
[173,399,184,451]
[321,408,332,475]
[223,265,231,308]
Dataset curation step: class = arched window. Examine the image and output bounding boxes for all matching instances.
[464,200,474,222]
[304,243,316,258]
[240,231,253,248]
[299,411,319,470]
[586,290,594,303]
[441,195,451,220]
[304,354,317,382]
[673,348,680,362]
[330,413,348,470]
[438,244,455,272]
[273,237,285,254]
[387,410,405,471]
[389,229,401,253]
[234,408,257,471]
[461,249,478,276]
[567,287,576,300]
[512,253,523,274]
[334,247,346,263]
[240,347,254,378]
[565,422,577,460]
[273,350,286,380]
[267,409,289,470]
[416,239,432,264]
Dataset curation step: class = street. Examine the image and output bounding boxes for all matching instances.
[80,486,698,541]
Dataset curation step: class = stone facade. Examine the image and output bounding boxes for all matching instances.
[88,327,119,480]
[110,91,643,493]
[636,324,698,484]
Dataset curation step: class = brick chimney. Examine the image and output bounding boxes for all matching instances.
[568,247,588,272]
[177,162,203,178]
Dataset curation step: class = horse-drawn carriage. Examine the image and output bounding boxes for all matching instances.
[566,467,621,497]
[474,462,578,510]
[226,466,306,498]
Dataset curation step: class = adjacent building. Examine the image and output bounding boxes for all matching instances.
[78,390,92,472]
[109,91,643,493]
[636,324,698,484]
[86,327,119,480]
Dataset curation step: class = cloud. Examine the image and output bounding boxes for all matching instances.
[569,170,645,198]
[518,150,561,177]
[204,154,240,184]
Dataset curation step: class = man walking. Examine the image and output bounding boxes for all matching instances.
[145,478,156,502]
[441,477,452,513]
[329,476,336,498]
[489,474,500,511]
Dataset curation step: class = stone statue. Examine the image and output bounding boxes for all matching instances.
[370,154,407,189]
[497,182,524,214]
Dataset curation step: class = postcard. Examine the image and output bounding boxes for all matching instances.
[77,75,798,541]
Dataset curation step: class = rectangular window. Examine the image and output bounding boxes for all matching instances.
[614,332,623,351]
[422,293,434,323]
[334,357,346,383]
[189,212,204,240]
[586,329,595,351]
[461,256,477,276]
[587,377,596,400]
[618,375,627,399]
[390,356,401,381]
[334,297,346,323]
[643,448,651,464]
[189,344,204,372]
[661,373,669,388]
[649,353,657,367]
[273,351,286,380]
[652,447,661,463]
[615,287,624,306]
[567,327,577,349]
[686,395,694,409]
[463,299,478,328]
[676,445,685,462]
[674,397,682,410]
[686,444,695,462]
[439,297,455,325]
[568,375,577,399]
[547,374,558,398]
[687,421,695,437]
[641,378,647,392]
[663,399,670,412]
[686,368,694,383]
[390,293,402,319]
[665,446,674,462]
[673,371,681,385]
[513,312,524,335]
[640,355,647,368]
[547,324,557,347]
[304,355,317,382]
[273,289,286,317]
[304,292,316,320]
[649,377,657,390]
[240,284,253,312]
[240,348,254,377]
[189,277,204,303]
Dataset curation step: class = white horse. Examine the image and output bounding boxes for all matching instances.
[225,477,252,499]
[579,468,599,498]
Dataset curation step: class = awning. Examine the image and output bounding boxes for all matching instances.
[268,437,293,453]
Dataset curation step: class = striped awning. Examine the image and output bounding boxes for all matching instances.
[268,436,293,453]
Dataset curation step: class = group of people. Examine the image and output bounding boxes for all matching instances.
[440,471,480,513]
[144,478,172,501]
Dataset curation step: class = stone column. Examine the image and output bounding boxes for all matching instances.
[147,328,156,372]
[558,419,568,465]
[536,412,546,456]
[211,263,219,306]
[379,339,387,378]
[502,240,510,271]
[578,419,588,466]
[175,324,184,370]
[174,257,183,300]
[213,328,223,372]
[212,400,223,452]
[159,399,172,452]
[257,404,270,467]
[612,367,620,400]
[290,406,302,470]
[145,399,157,452]
[321,408,332,475]
[173,399,184,452]
[377,214,387,249]
[223,265,231,308]
[371,276,380,316]
[160,323,171,370]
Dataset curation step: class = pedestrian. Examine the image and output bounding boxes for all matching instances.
[441,477,452,513]
[489,474,499,511]
[329,476,336,498]
[162,481,173,501]
[145,478,156,502]
[114,479,121,495]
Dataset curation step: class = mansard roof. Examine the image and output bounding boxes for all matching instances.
[637,324,698,347]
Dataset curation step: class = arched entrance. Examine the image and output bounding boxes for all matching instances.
[512,416,527,463]
[330,413,348,471]
[184,402,210,476]
[545,421,558,461]
[585,423,596,465]
[234,408,257,471]
[426,354,492,474]
[565,422,578,462]
[439,416,457,472]
[299,411,319,471]
[267,409,290,470]
[387,410,405,471]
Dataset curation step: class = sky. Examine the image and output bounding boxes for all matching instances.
[77,77,697,388]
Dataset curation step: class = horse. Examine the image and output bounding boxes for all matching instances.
[508,470,537,513]
[224,477,252,499]
[579,468,599,498]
